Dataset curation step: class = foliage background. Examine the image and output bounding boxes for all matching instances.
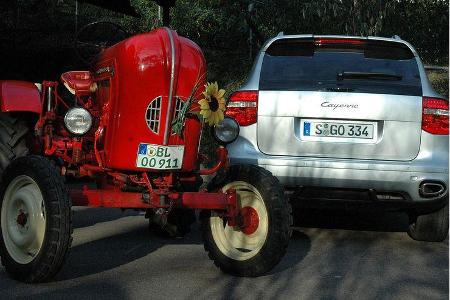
[0,0,447,163]
[0,0,448,96]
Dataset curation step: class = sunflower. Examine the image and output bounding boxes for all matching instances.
[198,82,226,125]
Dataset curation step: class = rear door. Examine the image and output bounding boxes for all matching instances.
[257,37,423,161]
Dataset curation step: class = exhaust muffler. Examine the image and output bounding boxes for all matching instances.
[419,181,446,198]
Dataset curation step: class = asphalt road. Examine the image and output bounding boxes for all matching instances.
[0,206,448,300]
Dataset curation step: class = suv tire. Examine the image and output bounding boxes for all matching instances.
[408,203,448,242]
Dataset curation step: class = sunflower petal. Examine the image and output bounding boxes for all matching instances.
[200,109,211,118]
[218,109,224,123]
[205,82,214,95]
[199,99,210,109]
[217,89,225,99]
[215,112,221,125]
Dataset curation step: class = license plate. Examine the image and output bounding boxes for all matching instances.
[300,119,377,143]
[136,144,184,170]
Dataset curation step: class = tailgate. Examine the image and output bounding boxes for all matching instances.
[257,37,423,161]
[257,91,422,160]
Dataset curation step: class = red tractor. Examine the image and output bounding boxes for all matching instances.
[0,26,292,282]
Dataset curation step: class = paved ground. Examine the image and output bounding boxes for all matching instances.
[0,206,448,300]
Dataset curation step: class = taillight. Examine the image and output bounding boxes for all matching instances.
[226,91,258,126]
[314,38,365,46]
[422,97,449,135]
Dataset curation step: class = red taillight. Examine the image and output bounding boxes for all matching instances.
[422,97,449,135]
[226,91,258,126]
[314,38,365,46]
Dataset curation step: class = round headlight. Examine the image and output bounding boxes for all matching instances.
[213,117,240,145]
[64,107,93,135]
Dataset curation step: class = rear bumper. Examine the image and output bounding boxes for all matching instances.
[228,136,448,207]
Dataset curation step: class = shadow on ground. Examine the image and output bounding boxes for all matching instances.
[59,204,414,281]
[294,206,410,233]
[58,206,314,281]
[0,204,446,300]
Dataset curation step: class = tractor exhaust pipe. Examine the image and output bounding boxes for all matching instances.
[419,181,446,198]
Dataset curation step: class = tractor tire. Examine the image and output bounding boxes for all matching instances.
[407,203,448,242]
[0,156,72,283]
[148,208,196,238]
[201,165,292,277]
[0,114,29,174]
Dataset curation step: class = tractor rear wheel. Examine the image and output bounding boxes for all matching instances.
[0,156,72,283]
[201,165,292,277]
[0,114,29,174]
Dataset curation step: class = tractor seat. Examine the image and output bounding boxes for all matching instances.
[60,71,94,96]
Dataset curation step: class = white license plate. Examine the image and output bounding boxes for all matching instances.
[136,144,184,170]
[300,119,377,143]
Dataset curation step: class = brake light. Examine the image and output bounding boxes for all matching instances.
[422,97,449,135]
[226,91,258,126]
[314,38,365,46]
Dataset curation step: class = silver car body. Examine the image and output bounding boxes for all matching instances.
[227,34,448,207]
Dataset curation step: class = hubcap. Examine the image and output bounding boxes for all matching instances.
[240,207,259,235]
[1,176,46,264]
[210,181,268,261]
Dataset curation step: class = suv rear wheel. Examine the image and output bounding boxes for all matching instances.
[408,203,448,242]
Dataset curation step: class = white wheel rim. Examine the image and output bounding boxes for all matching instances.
[210,181,268,261]
[1,175,46,264]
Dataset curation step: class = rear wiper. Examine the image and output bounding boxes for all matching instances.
[337,71,402,81]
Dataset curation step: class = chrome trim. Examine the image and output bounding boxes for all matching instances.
[163,27,176,145]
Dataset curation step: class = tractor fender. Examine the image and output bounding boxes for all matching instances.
[0,80,42,114]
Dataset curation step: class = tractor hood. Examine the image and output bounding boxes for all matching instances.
[93,28,206,171]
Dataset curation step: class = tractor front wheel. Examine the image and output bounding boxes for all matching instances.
[201,165,292,277]
[0,156,72,283]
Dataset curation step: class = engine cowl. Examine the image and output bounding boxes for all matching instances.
[93,27,206,172]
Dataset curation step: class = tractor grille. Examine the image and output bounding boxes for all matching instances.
[174,97,186,120]
[146,96,187,135]
[146,96,162,134]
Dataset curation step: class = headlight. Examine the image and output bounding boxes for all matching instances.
[213,117,240,145]
[64,107,93,135]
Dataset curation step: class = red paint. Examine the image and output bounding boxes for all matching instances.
[70,187,153,208]
[0,80,41,114]
[71,185,238,213]
[94,28,206,172]
[7,27,236,215]
[181,192,229,209]
[240,207,259,235]
[199,147,228,175]
[60,71,93,96]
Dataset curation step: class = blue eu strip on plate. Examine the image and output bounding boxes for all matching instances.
[303,122,311,136]
[138,144,147,155]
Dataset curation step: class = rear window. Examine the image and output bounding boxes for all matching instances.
[259,39,422,96]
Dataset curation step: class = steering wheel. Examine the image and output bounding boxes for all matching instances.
[75,21,128,66]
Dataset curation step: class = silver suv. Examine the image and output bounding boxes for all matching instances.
[225,34,449,242]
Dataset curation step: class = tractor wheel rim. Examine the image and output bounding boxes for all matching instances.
[210,181,268,261]
[1,175,46,264]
